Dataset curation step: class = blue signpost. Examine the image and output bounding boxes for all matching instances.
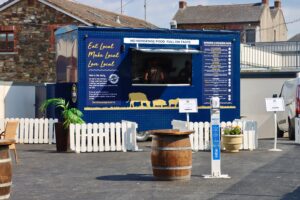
[204,97,230,179]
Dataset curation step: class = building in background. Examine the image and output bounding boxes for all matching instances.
[172,0,287,43]
[0,0,155,83]
[289,33,300,42]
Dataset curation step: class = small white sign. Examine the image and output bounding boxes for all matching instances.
[124,37,199,45]
[265,98,285,112]
[179,98,198,113]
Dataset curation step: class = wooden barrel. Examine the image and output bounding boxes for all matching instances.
[0,139,15,200]
[150,130,193,181]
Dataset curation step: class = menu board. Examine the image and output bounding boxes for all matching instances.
[86,38,122,106]
[202,41,233,105]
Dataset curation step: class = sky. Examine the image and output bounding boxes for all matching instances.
[0,0,299,39]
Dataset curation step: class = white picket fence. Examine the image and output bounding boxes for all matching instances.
[0,118,58,144]
[69,120,138,153]
[172,120,258,151]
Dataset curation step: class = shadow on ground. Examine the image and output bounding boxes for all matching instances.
[97,173,155,182]
[281,187,300,200]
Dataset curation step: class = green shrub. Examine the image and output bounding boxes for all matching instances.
[223,126,242,135]
[40,98,85,129]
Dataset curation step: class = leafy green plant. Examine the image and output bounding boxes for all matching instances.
[40,98,85,129]
[223,126,242,135]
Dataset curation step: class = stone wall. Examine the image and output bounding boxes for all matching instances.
[0,0,84,83]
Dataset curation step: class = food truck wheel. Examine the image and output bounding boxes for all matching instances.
[136,131,150,142]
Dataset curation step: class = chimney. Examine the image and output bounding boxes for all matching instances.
[262,0,269,6]
[274,0,281,8]
[179,1,187,9]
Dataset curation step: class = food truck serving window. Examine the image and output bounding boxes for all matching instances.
[131,49,197,86]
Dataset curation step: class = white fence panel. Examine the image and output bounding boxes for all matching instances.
[87,123,93,152]
[24,118,29,143]
[198,122,204,150]
[70,123,75,150]
[48,119,58,144]
[193,122,199,151]
[104,123,110,151]
[172,120,257,151]
[80,124,87,153]
[70,121,138,153]
[110,123,116,152]
[75,124,81,153]
[99,123,104,152]
[92,123,99,152]
[204,122,210,150]
[38,118,44,144]
[116,123,122,151]
[28,118,34,144]
[0,118,58,144]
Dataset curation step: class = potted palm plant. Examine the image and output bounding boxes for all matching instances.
[222,126,243,153]
[40,98,85,152]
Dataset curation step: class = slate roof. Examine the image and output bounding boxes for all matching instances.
[289,34,300,42]
[0,0,156,28]
[173,3,265,24]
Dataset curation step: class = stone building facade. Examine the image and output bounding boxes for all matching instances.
[0,0,155,83]
[0,0,83,82]
[173,0,288,43]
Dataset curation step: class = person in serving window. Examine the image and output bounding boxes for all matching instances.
[178,60,192,84]
[144,59,165,83]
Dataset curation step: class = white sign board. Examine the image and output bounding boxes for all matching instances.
[179,98,198,113]
[124,38,199,45]
[265,98,285,112]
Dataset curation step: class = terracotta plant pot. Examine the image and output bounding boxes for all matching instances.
[222,134,243,153]
[54,123,70,152]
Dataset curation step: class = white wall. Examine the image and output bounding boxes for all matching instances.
[0,82,35,118]
[241,78,288,138]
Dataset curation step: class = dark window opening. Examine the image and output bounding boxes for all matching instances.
[132,50,193,85]
[246,29,256,43]
[0,32,14,52]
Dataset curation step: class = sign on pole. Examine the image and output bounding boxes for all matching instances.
[265,97,285,152]
[179,98,198,113]
[178,98,198,132]
[265,98,285,112]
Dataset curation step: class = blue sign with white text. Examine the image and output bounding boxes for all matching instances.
[212,125,220,160]
[202,41,233,106]
[86,38,122,106]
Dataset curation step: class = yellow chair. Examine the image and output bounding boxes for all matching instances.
[0,121,19,164]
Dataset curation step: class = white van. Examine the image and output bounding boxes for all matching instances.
[277,78,300,140]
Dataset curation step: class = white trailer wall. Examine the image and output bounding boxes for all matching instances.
[241,77,290,138]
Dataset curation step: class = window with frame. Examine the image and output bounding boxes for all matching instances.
[0,32,14,52]
[131,49,194,85]
[245,29,256,43]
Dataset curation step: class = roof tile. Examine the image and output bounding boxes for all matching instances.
[173,3,264,24]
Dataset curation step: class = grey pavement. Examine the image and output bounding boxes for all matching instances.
[10,139,300,200]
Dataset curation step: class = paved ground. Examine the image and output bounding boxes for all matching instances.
[10,138,300,200]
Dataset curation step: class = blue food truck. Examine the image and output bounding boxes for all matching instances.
[52,25,240,136]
